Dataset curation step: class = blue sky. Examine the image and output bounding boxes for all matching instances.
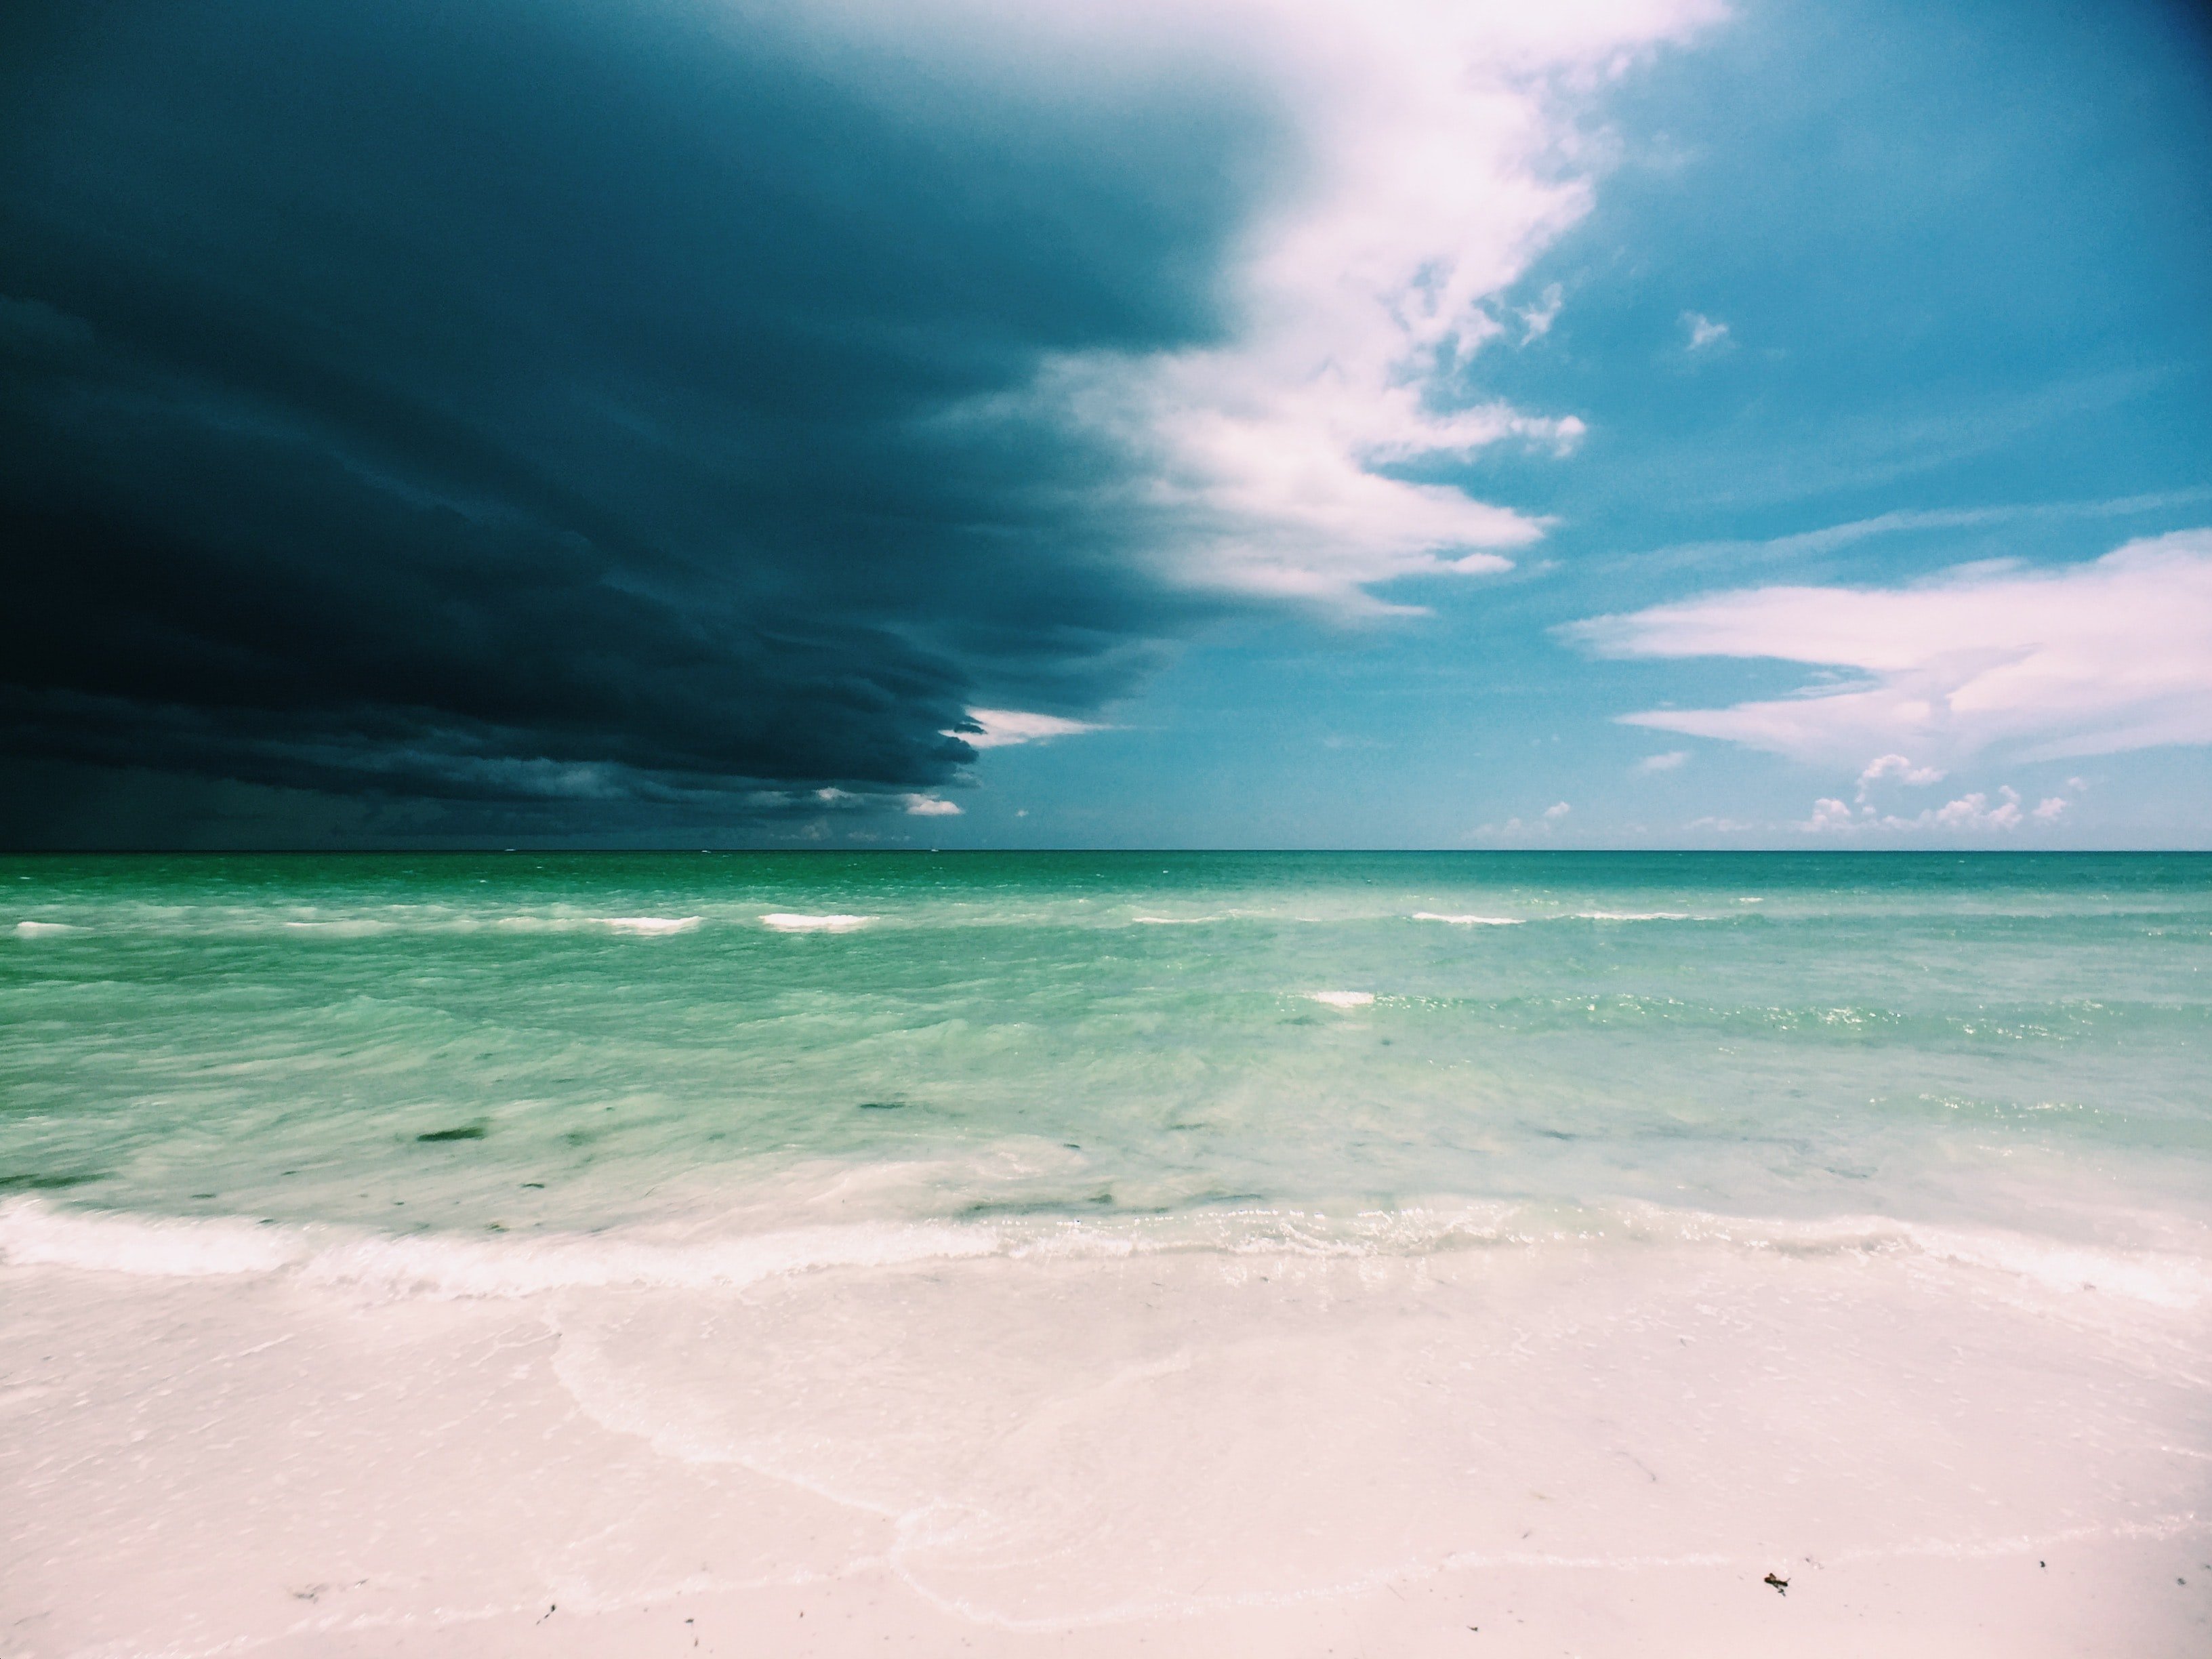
[3,0,2207,846]
[931,0,2212,849]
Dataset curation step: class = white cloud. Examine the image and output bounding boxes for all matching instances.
[1476,799,1574,840]
[1683,310,1729,350]
[1800,798,1854,833]
[901,794,963,817]
[993,0,1724,611]
[1799,783,2074,837]
[1927,788,2024,831]
[1518,282,1565,342]
[1854,754,1943,801]
[1571,531,2212,764]
[1634,749,1688,773]
[949,709,1107,749]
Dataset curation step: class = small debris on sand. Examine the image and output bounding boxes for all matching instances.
[1763,1572,1790,1596]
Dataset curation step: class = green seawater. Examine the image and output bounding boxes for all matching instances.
[3,852,2208,1245]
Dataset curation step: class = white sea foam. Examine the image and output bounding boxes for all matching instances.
[1900,1222,2211,1309]
[13,920,75,936]
[762,913,872,933]
[1572,910,1695,922]
[0,1198,304,1276]
[1130,915,1224,925]
[1029,1203,2212,1303]
[1621,1204,2211,1309]
[1410,912,1523,925]
[0,1198,994,1298]
[0,1198,1504,1292]
[6,1193,2202,1313]
[603,916,703,935]
[302,1219,992,1298]
[1307,990,1374,1008]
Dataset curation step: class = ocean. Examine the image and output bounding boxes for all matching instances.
[3,852,2208,1655]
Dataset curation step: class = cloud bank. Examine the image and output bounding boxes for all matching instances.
[1572,531,2212,765]
[0,0,1715,843]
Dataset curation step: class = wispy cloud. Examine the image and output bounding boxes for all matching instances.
[1517,282,1565,342]
[1570,530,2212,764]
[1634,750,1688,773]
[901,794,964,817]
[1618,489,2212,577]
[1682,310,1729,350]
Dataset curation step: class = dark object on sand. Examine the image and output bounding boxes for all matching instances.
[417,1124,487,1142]
[1763,1573,1789,1596]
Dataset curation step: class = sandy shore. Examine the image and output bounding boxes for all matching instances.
[232,1538,2210,1659]
[7,1209,2209,1658]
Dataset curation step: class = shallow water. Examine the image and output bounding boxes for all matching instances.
[3,852,2209,1654]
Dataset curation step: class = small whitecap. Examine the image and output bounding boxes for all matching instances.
[1410,912,1523,926]
[760,913,870,933]
[604,916,703,935]
[14,921,75,937]
[1309,991,1375,1008]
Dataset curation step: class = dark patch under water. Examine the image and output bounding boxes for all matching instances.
[416,1125,488,1143]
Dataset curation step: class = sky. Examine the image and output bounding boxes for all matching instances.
[3,0,2209,848]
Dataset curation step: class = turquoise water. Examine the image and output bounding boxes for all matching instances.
[6,851,2207,1243]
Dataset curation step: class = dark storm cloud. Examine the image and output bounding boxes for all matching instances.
[0,0,1275,842]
